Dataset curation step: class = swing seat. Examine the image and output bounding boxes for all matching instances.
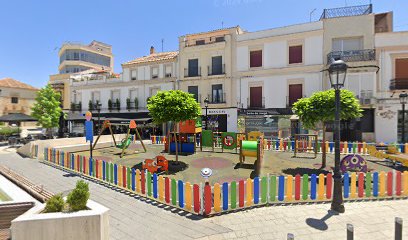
[116,137,132,149]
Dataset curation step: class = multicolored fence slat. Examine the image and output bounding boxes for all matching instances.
[41,148,408,216]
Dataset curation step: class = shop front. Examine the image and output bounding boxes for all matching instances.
[201,108,238,132]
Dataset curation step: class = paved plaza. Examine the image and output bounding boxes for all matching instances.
[1,147,407,240]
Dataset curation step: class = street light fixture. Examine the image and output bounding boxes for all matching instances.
[328,59,348,214]
[204,98,209,130]
[399,92,408,143]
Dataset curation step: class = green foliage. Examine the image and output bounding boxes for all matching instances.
[292,89,363,129]
[31,84,62,130]
[44,194,64,213]
[66,180,90,212]
[0,126,20,136]
[108,99,112,110]
[126,98,131,110]
[147,90,201,124]
[88,100,94,111]
[134,97,138,110]
[115,99,120,110]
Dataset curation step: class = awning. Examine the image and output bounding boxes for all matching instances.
[0,113,37,122]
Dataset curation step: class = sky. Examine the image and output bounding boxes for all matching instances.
[0,0,407,88]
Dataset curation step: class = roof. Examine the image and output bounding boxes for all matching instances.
[182,25,243,37]
[123,51,178,66]
[0,78,38,91]
[0,113,36,122]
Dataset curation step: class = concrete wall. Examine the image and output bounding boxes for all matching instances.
[11,200,109,240]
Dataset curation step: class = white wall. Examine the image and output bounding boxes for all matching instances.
[375,103,399,143]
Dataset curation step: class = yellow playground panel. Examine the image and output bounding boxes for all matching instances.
[367,145,408,167]
[247,131,264,141]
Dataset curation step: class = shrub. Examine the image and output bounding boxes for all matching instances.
[44,194,64,213]
[0,127,20,136]
[108,99,113,110]
[66,180,90,211]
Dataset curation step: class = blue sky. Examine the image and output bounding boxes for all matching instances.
[0,0,407,88]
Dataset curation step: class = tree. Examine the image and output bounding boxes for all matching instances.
[31,84,62,138]
[292,89,363,168]
[147,90,201,162]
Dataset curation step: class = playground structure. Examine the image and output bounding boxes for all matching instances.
[142,155,169,174]
[239,138,264,172]
[92,120,146,158]
[293,134,318,158]
[367,145,408,167]
[165,119,201,154]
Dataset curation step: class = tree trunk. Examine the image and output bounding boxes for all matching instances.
[321,123,327,169]
[173,124,179,163]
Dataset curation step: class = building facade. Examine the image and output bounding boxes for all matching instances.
[0,78,38,127]
[49,40,114,110]
[178,27,244,132]
[235,22,324,138]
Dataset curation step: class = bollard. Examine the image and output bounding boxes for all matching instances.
[347,224,354,240]
[287,233,294,240]
[395,217,403,240]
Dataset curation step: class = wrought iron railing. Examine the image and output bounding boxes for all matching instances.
[70,103,82,112]
[208,64,225,76]
[390,79,408,90]
[320,4,372,19]
[184,67,201,78]
[327,49,375,64]
[359,90,374,105]
[247,97,265,108]
[208,93,226,104]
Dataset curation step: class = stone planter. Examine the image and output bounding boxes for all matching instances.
[11,199,109,240]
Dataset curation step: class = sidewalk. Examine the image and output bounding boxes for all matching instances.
[0,148,407,240]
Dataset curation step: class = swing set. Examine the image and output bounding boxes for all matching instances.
[92,120,147,158]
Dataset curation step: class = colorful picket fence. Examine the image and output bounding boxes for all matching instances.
[42,147,408,216]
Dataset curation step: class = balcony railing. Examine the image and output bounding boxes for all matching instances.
[70,103,82,112]
[184,36,225,47]
[359,90,374,105]
[327,49,375,64]
[188,93,201,103]
[247,97,265,109]
[208,93,226,104]
[390,78,408,90]
[320,4,372,20]
[208,64,225,76]
[88,102,101,111]
[184,67,201,78]
[286,95,306,107]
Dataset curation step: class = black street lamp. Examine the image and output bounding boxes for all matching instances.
[400,93,408,143]
[96,102,102,132]
[204,98,209,130]
[328,59,348,213]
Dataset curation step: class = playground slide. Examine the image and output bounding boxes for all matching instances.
[367,145,408,167]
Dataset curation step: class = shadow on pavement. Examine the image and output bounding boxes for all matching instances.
[306,210,339,231]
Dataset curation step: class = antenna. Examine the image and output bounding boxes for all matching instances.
[161,39,164,52]
[309,8,317,22]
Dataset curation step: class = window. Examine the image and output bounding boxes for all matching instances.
[11,97,18,104]
[211,84,224,103]
[196,40,205,45]
[188,59,199,77]
[131,70,137,80]
[332,38,363,52]
[188,86,199,102]
[215,36,225,42]
[165,65,172,77]
[288,84,303,106]
[91,91,100,103]
[129,89,138,100]
[150,87,159,97]
[249,87,263,108]
[111,90,120,101]
[289,45,303,64]
[250,50,262,68]
[211,56,223,75]
[152,67,159,79]
[396,59,408,79]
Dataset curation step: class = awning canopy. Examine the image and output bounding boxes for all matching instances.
[0,113,37,122]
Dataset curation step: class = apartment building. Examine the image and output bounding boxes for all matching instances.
[375,29,408,142]
[68,46,177,133]
[178,27,244,132]
[0,78,38,127]
[235,22,324,137]
[49,40,114,110]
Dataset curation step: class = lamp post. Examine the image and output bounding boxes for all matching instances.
[96,102,102,133]
[204,98,209,130]
[328,59,348,213]
[400,93,408,143]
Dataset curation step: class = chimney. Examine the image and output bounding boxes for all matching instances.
[150,46,155,55]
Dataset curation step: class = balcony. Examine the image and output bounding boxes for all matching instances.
[327,49,375,64]
[390,78,408,90]
[247,97,265,109]
[70,103,82,112]
[359,90,374,105]
[184,36,225,47]
[184,67,201,78]
[286,95,306,108]
[320,4,372,19]
[88,102,101,112]
[126,101,140,111]
[208,93,226,104]
[208,64,225,76]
